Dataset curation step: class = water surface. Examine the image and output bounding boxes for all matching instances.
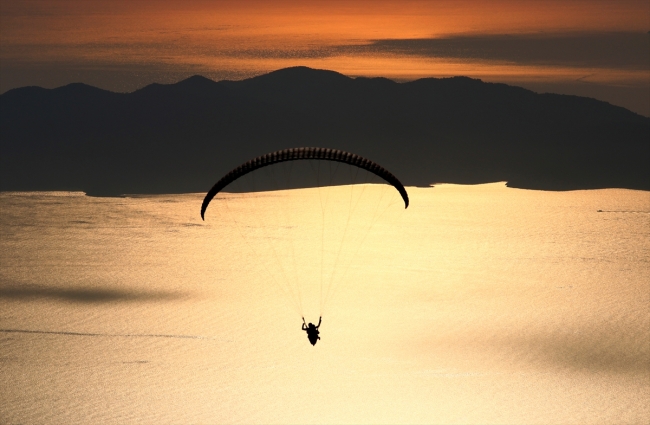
[1,183,648,423]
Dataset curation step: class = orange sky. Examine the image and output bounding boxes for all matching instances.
[1,0,649,114]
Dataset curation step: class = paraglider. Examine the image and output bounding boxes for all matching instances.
[302,317,322,346]
[201,147,409,345]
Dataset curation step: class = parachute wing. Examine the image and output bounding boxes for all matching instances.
[201,147,409,219]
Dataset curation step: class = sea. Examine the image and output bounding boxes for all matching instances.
[1,183,648,424]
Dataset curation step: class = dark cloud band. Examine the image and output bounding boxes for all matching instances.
[353,32,649,69]
[228,32,650,70]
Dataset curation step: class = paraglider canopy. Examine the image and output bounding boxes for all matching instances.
[201,147,409,220]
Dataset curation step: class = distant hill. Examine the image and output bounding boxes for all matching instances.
[1,66,648,195]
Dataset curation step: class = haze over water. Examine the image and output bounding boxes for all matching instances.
[1,183,649,423]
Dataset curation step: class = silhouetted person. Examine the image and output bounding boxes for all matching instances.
[302,317,321,346]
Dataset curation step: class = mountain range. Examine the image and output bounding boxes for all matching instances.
[1,66,648,196]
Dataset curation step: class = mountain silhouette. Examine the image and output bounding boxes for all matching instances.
[1,66,648,196]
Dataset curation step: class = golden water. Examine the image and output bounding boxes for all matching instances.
[1,183,649,424]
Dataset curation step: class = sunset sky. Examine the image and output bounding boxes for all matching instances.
[1,0,649,115]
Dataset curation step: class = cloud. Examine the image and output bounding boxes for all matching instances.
[226,32,649,71]
[343,32,650,70]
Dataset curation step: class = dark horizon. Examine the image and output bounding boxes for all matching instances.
[1,67,648,196]
[4,62,650,119]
